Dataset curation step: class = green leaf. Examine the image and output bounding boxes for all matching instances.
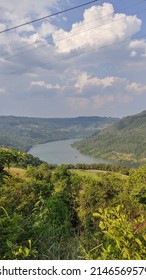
[116,239,121,249]
[24,247,30,257]
[116,205,120,212]
[6,239,13,248]
[93,213,101,218]
[142,234,146,241]
[107,244,111,253]
[135,238,142,247]
[99,221,105,230]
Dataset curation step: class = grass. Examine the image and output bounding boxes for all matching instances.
[71,169,128,179]
[8,167,26,177]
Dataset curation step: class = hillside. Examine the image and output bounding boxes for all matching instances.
[0,149,146,260]
[73,111,146,165]
[0,115,118,151]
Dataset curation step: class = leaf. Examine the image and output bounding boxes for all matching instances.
[98,208,103,214]
[142,234,146,241]
[122,247,130,260]
[24,247,30,257]
[90,243,103,252]
[127,233,133,239]
[116,205,120,213]
[93,213,101,218]
[107,244,111,253]
[135,252,141,260]
[99,221,105,230]
[28,239,32,249]
[6,239,13,248]
[18,247,23,254]
[116,239,121,249]
[135,238,142,247]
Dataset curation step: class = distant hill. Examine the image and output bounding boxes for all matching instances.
[0,115,118,151]
[73,111,146,165]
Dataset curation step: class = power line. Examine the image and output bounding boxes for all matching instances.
[1,0,145,61]
[1,32,145,79]
[0,0,100,34]
[4,8,145,60]
[0,0,145,79]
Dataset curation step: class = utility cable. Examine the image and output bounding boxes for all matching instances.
[0,0,144,57]
[1,0,145,61]
[0,32,145,79]
[0,0,100,34]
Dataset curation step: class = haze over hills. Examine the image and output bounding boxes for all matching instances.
[0,115,118,151]
[73,110,146,165]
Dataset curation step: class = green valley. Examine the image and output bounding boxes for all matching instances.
[0,111,146,260]
[73,111,146,165]
[0,115,118,152]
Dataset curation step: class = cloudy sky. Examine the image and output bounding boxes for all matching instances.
[0,0,146,118]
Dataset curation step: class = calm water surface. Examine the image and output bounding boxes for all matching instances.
[28,138,110,165]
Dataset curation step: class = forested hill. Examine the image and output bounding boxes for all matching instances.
[73,110,146,165]
[0,115,118,151]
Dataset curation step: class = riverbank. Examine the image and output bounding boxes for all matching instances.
[28,138,112,165]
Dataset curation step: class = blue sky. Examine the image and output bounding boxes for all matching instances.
[0,0,146,118]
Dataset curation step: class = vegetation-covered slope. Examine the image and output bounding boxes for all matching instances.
[0,149,146,260]
[0,115,118,151]
[73,111,146,165]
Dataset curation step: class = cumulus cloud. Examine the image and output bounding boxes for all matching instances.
[53,3,141,53]
[0,0,60,50]
[38,22,57,38]
[0,1,145,117]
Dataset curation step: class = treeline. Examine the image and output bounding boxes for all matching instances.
[35,162,130,175]
[64,163,130,175]
[0,150,146,259]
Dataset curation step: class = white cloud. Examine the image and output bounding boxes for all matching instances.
[38,22,57,38]
[0,23,6,31]
[0,1,145,118]
[69,72,146,110]
[0,0,59,21]
[129,39,146,57]
[53,3,141,53]
[130,50,137,57]
[75,72,120,91]
[0,0,59,43]
[31,80,60,90]
[126,82,146,95]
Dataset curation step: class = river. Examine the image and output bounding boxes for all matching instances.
[28,138,111,165]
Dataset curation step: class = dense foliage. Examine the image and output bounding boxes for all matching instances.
[0,149,145,260]
[73,110,146,165]
[0,116,118,151]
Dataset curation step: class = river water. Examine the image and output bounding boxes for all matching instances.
[28,138,110,165]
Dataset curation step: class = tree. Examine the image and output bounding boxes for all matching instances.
[129,165,146,205]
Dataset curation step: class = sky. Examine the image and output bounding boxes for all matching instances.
[0,0,146,118]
